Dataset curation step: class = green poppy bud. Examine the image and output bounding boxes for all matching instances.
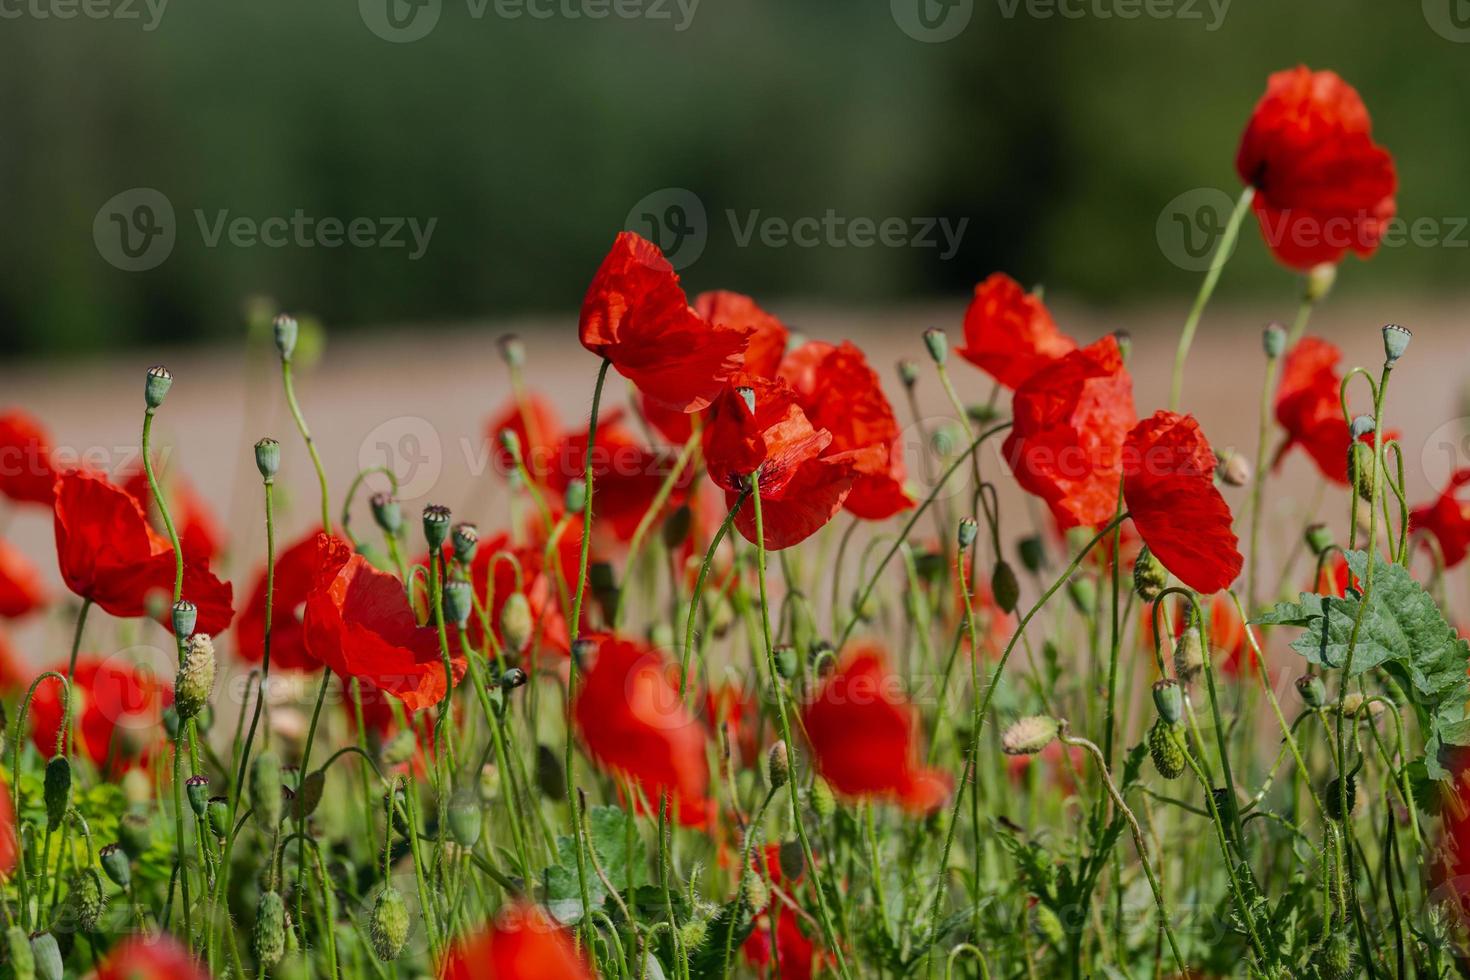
[767,741,790,790]
[171,599,198,640]
[3,925,32,980]
[1262,322,1287,359]
[740,871,769,911]
[1295,673,1326,708]
[497,333,526,367]
[208,797,230,839]
[957,517,978,550]
[536,744,566,802]
[1325,773,1358,822]
[370,493,402,534]
[774,643,798,680]
[442,580,472,629]
[1147,720,1186,780]
[563,478,586,515]
[369,886,411,962]
[451,522,479,564]
[991,560,1020,614]
[778,839,803,882]
[293,770,325,820]
[896,359,920,389]
[922,328,947,365]
[29,934,61,980]
[661,504,693,550]
[499,592,533,654]
[98,843,130,890]
[1151,678,1184,725]
[1347,433,1376,503]
[174,633,216,720]
[1173,627,1204,684]
[250,751,283,829]
[447,790,481,848]
[272,314,299,363]
[118,810,153,858]
[499,667,528,693]
[1018,534,1046,574]
[422,504,451,551]
[1303,262,1336,304]
[810,778,836,820]
[1066,576,1096,616]
[1031,903,1065,948]
[253,890,288,966]
[1317,928,1355,980]
[42,758,69,832]
[1133,545,1168,601]
[1304,523,1334,557]
[680,918,708,952]
[1001,716,1059,756]
[64,869,105,932]
[254,438,280,483]
[185,774,210,818]
[1382,323,1411,365]
[144,365,173,410]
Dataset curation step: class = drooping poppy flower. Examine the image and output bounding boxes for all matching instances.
[1236,66,1396,270]
[486,393,561,484]
[1003,335,1136,529]
[440,904,595,980]
[544,409,692,542]
[301,534,465,712]
[1121,411,1242,595]
[30,657,171,769]
[800,645,950,813]
[0,538,46,619]
[235,528,335,673]
[96,933,210,980]
[956,273,1077,389]
[580,232,751,412]
[53,469,234,634]
[779,341,915,520]
[0,409,58,506]
[120,461,226,563]
[1412,470,1470,569]
[572,634,710,825]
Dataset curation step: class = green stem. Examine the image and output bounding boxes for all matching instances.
[1169,186,1254,411]
[281,357,333,532]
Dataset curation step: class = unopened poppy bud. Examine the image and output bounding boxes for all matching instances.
[171,599,197,639]
[422,504,451,551]
[1148,720,1186,779]
[1262,322,1287,359]
[382,728,417,767]
[251,751,283,828]
[1018,534,1045,574]
[43,757,69,832]
[253,890,287,966]
[1152,678,1184,725]
[564,479,586,514]
[1295,673,1326,708]
[175,633,216,720]
[1381,323,1410,365]
[740,871,769,911]
[370,885,410,962]
[1001,715,1059,756]
[1318,929,1355,980]
[207,797,230,838]
[1304,523,1334,556]
[185,774,210,817]
[272,314,299,363]
[254,438,280,482]
[447,790,481,848]
[118,810,153,857]
[536,744,566,801]
[1066,576,1096,615]
[451,522,479,563]
[442,580,472,628]
[3,926,32,980]
[662,504,693,549]
[144,365,173,410]
[810,778,836,819]
[499,667,528,693]
[914,548,945,583]
[99,843,130,889]
[778,839,804,881]
[897,359,920,389]
[1324,773,1358,821]
[771,643,797,680]
[922,327,948,365]
[991,561,1020,614]
[500,592,533,654]
[1133,546,1168,601]
[957,517,978,549]
[30,934,61,980]
[1348,438,1376,502]
[370,493,402,535]
[497,427,523,464]
[1032,904,1065,948]
[1173,628,1204,684]
[681,918,709,952]
[767,741,790,789]
[293,770,324,820]
[65,869,105,932]
[1303,262,1337,304]
[497,333,526,368]
[1215,448,1250,487]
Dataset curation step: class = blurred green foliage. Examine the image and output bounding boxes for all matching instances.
[1,0,1466,354]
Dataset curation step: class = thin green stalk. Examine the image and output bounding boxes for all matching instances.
[1169,186,1254,411]
[280,356,333,533]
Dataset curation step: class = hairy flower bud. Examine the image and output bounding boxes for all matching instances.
[253,890,288,966]
[500,592,533,654]
[810,778,836,820]
[1148,720,1186,779]
[1018,534,1046,575]
[65,869,105,932]
[293,770,325,820]
[251,751,283,828]
[991,561,1020,614]
[740,872,769,912]
[563,479,587,515]
[1295,673,1326,708]
[174,633,216,721]
[1173,625,1204,685]
[144,365,173,410]
[1325,773,1358,822]
[370,886,410,962]
[1001,716,1059,756]
[1133,546,1168,601]
[42,758,70,832]
[767,741,790,790]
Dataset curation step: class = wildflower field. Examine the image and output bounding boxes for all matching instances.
[0,65,1467,979]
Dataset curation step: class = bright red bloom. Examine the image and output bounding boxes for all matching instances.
[302,534,465,712]
[31,658,170,769]
[544,409,691,542]
[440,904,594,980]
[236,529,334,672]
[53,469,234,634]
[573,634,710,825]
[801,646,950,814]
[96,933,211,980]
[1122,411,1242,595]
[1313,551,1354,597]
[956,273,1077,389]
[1003,335,1136,529]
[120,462,227,563]
[486,394,561,484]
[0,777,14,876]
[0,628,26,692]
[1236,66,1396,270]
[0,538,46,619]
[580,232,751,412]
[1413,470,1470,569]
[697,290,790,379]
[0,410,58,506]
[780,341,915,520]
[456,530,572,658]
[1272,336,1376,485]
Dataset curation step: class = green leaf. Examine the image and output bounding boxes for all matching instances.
[1253,549,1470,780]
[542,804,632,924]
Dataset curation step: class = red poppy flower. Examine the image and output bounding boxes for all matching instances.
[450,530,571,659]
[779,341,915,520]
[1003,335,1136,529]
[121,462,226,562]
[956,273,1077,389]
[0,777,14,876]
[580,232,751,412]
[236,529,334,673]
[801,646,950,813]
[440,904,594,980]
[1122,411,1242,595]
[301,534,465,712]
[698,290,790,379]
[486,394,561,484]
[0,410,57,506]
[96,933,210,980]
[0,538,46,619]
[53,469,234,634]
[1313,552,1354,597]
[31,658,170,769]
[1273,336,1348,483]
[1413,470,1470,569]
[544,409,691,542]
[0,628,26,692]
[1236,67,1396,270]
[573,634,710,825]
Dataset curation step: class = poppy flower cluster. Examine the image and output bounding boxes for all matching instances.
[29,657,171,769]
[1412,470,1470,569]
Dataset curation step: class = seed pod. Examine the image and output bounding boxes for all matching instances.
[144,365,173,409]
[1148,720,1186,780]
[171,599,198,640]
[1295,673,1327,709]
[1325,774,1358,822]
[991,561,1020,614]
[778,839,804,882]
[118,810,153,858]
[1018,534,1046,575]
[956,518,978,550]
[250,751,283,829]
[1133,546,1168,601]
[1151,679,1184,725]
[369,886,410,962]
[175,633,217,720]
[42,758,70,833]
[442,580,472,629]
[500,592,533,655]
[370,493,402,535]
[254,438,280,483]
[272,315,299,362]
[65,869,105,932]
[1002,716,1059,756]
[740,872,769,912]
[253,890,288,967]
[810,778,836,821]
[1382,323,1411,365]
[767,741,790,790]
[29,934,61,980]
[922,328,948,365]
[422,504,452,551]
[451,522,479,564]
[4,925,33,980]
[207,797,230,839]
[293,770,325,820]
[98,844,130,890]
[447,791,481,848]
[1317,928,1355,980]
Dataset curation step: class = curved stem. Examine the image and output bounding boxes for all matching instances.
[281,358,333,532]
[1169,186,1254,411]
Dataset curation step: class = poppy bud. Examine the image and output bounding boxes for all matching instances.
[896,359,920,389]
[369,885,410,962]
[118,810,153,858]
[1262,322,1287,359]
[563,479,586,514]
[272,314,299,363]
[767,741,790,789]
[362,496,399,538]
[1173,628,1204,684]
[1304,523,1334,557]
[1381,323,1411,365]
[293,770,324,820]
[1018,534,1046,574]
[991,561,1020,614]
[740,872,769,912]
[1001,716,1059,756]
[913,548,944,584]
[1215,448,1250,487]
[42,758,69,832]
[442,580,472,629]
[922,328,947,365]
[451,522,479,564]
[65,869,105,932]
[422,504,451,551]
[774,644,799,680]
[1066,576,1096,616]
[810,779,836,820]
[251,751,283,828]
[1348,439,1376,502]
[1317,929,1355,980]
[1292,674,1325,709]
[144,365,173,410]
[448,790,481,848]
[1151,678,1183,725]
[30,935,61,980]
[1133,546,1168,601]
[184,774,210,818]
[957,517,978,549]
[500,592,533,654]
[253,890,288,966]
[3,926,31,980]
[778,839,804,881]
[208,797,230,838]
[1303,262,1336,304]
[175,633,216,720]
[499,667,528,693]
[497,428,523,466]
[172,599,198,640]
[254,438,280,483]
[1324,773,1358,821]
[1032,904,1065,948]
[661,504,693,550]
[536,744,566,802]
[99,843,130,890]
[966,403,1001,426]
[497,333,526,368]
[479,764,501,800]
[680,919,709,952]
[1148,720,1186,779]
[121,769,150,807]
